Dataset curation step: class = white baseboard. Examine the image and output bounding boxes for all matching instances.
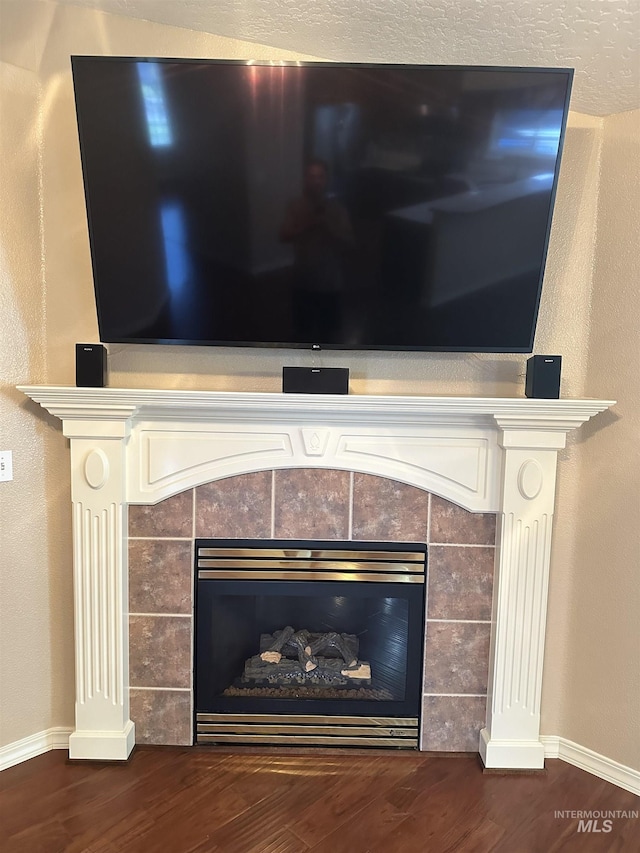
[0,727,72,772]
[2,728,638,796]
[541,735,640,796]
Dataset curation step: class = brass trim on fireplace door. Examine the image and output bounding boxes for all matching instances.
[196,545,426,584]
[198,558,424,572]
[198,569,424,583]
[197,548,425,563]
[198,724,418,737]
[196,713,419,749]
[198,734,418,747]
[197,713,418,726]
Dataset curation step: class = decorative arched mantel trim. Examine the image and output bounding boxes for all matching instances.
[130,427,497,512]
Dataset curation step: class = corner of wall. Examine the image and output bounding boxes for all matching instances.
[552,109,640,771]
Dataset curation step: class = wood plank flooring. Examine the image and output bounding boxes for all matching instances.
[0,747,638,852]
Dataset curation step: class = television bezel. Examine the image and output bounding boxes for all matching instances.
[71,56,574,354]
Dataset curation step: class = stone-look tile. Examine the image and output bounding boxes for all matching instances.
[274,469,350,540]
[129,615,191,689]
[429,495,497,545]
[352,473,429,542]
[421,695,487,752]
[423,621,490,695]
[130,689,191,746]
[129,490,193,538]
[196,472,272,539]
[129,539,192,615]
[428,546,494,621]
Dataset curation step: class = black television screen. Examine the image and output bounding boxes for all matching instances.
[71,58,573,352]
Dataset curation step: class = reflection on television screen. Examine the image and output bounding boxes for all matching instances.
[71,59,573,352]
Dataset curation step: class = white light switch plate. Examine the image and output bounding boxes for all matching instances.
[0,451,13,481]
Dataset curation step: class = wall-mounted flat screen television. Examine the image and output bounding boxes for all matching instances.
[71,57,573,352]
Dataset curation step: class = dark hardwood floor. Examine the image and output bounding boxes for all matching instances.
[0,747,637,852]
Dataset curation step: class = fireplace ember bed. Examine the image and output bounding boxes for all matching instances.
[195,539,426,748]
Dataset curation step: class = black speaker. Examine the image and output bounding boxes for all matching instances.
[283,366,349,394]
[76,343,107,388]
[525,355,561,399]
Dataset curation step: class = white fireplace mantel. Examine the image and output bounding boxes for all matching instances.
[19,386,614,767]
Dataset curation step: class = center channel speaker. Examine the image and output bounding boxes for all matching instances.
[525,355,562,399]
[283,366,349,394]
[76,343,107,387]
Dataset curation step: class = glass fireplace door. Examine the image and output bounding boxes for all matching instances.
[195,540,426,748]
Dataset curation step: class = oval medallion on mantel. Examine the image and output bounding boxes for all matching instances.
[517,459,544,500]
[84,448,109,490]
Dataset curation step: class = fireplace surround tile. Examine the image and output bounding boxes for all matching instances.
[273,468,350,539]
[429,494,497,545]
[427,546,494,621]
[129,489,193,538]
[352,473,429,542]
[196,471,272,539]
[423,621,491,695]
[129,616,191,689]
[127,472,493,748]
[421,695,487,751]
[129,689,191,746]
[129,539,192,615]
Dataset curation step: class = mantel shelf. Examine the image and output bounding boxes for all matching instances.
[19,386,615,433]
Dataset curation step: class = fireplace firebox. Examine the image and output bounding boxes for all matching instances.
[195,540,426,748]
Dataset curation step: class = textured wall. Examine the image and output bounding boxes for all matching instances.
[56,0,640,115]
[0,2,73,746]
[562,109,639,770]
[0,0,635,776]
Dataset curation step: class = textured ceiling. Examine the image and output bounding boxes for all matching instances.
[55,1,640,115]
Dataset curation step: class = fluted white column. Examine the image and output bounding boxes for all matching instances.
[65,419,135,760]
[480,426,566,769]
